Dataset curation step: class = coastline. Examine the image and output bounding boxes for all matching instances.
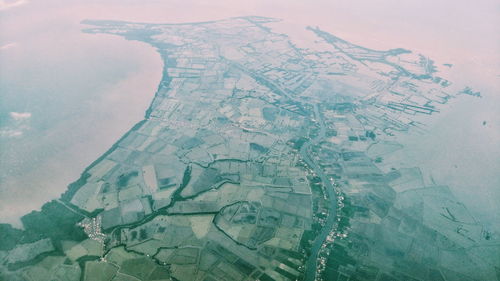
[0,29,163,228]
[61,28,172,204]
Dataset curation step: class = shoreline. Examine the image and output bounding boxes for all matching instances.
[0,30,163,229]
[60,31,171,205]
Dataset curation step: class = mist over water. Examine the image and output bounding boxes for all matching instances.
[0,1,163,227]
[0,0,498,230]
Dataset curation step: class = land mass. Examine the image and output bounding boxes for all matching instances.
[1,16,498,281]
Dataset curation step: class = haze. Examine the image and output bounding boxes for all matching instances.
[1,0,498,232]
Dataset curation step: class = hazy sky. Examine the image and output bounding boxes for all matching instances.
[1,0,499,229]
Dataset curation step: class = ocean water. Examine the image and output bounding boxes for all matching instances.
[0,1,162,227]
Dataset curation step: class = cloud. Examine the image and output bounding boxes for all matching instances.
[0,129,23,137]
[0,0,28,11]
[0,112,32,138]
[9,111,31,121]
[0,42,18,50]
